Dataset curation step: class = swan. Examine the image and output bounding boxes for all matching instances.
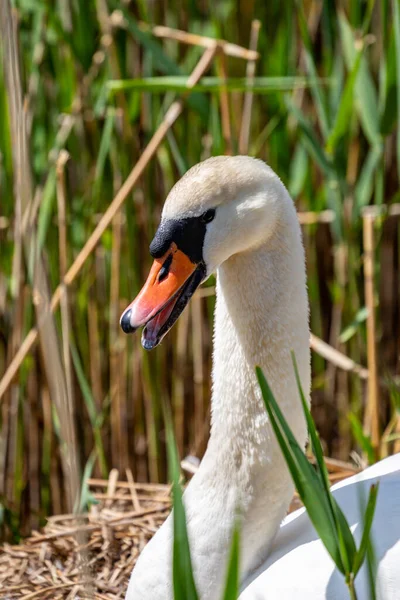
[119,156,400,599]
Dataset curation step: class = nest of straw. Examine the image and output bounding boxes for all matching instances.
[0,472,171,599]
[0,459,358,599]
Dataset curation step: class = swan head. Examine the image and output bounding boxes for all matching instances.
[120,156,285,349]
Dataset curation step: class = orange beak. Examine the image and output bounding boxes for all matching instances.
[120,242,205,349]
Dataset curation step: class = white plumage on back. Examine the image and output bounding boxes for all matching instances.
[240,453,400,599]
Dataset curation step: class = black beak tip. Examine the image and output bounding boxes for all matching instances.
[120,309,136,334]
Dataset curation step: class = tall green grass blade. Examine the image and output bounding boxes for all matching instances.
[297,1,330,138]
[339,307,368,344]
[291,352,330,490]
[70,339,107,476]
[349,413,375,465]
[165,409,199,600]
[326,46,364,155]
[338,12,380,146]
[354,144,383,215]
[108,76,321,94]
[76,450,98,513]
[378,0,390,118]
[37,169,57,250]
[285,98,335,178]
[288,143,308,198]
[393,0,400,181]
[352,483,379,576]
[330,499,357,575]
[255,367,345,573]
[93,109,115,201]
[292,353,356,572]
[222,524,241,600]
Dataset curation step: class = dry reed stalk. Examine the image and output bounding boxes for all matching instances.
[110,214,128,471]
[216,49,233,155]
[88,296,104,416]
[125,469,141,512]
[310,333,369,379]
[297,209,335,224]
[141,23,259,60]
[0,45,217,402]
[105,469,119,509]
[132,336,147,482]
[56,150,76,439]
[26,369,40,532]
[40,384,61,515]
[337,368,351,460]
[96,0,132,143]
[325,244,348,452]
[363,211,380,454]
[239,20,261,154]
[395,417,400,455]
[140,351,159,483]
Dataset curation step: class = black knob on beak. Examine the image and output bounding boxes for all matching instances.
[120,309,136,334]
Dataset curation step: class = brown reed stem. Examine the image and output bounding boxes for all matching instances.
[217,49,233,155]
[363,211,380,455]
[0,45,217,401]
[310,334,369,380]
[142,23,259,60]
[56,150,75,433]
[110,213,128,471]
[239,20,261,154]
[57,149,91,591]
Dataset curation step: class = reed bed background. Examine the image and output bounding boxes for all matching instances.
[0,0,400,541]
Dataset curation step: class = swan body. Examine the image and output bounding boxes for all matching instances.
[240,452,400,599]
[120,156,400,599]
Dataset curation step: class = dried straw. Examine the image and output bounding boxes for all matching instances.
[0,462,357,599]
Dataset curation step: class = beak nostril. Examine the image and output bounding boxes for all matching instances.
[158,253,173,283]
[120,309,136,334]
[158,266,168,283]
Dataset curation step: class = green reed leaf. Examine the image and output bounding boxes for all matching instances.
[256,367,345,573]
[352,483,379,576]
[338,12,380,146]
[292,353,356,571]
[165,410,199,600]
[222,524,241,600]
[108,76,321,94]
[297,0,330,138]
[393,0,400,181]
[349,413,376,465]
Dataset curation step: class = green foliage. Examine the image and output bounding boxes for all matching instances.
[222,525,241,600]
[256,358,379,599]
[165,410,199,600]
[108,76,318,94]
[349,413,376,465]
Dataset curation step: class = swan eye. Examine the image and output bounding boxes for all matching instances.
[201,209,215,224]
